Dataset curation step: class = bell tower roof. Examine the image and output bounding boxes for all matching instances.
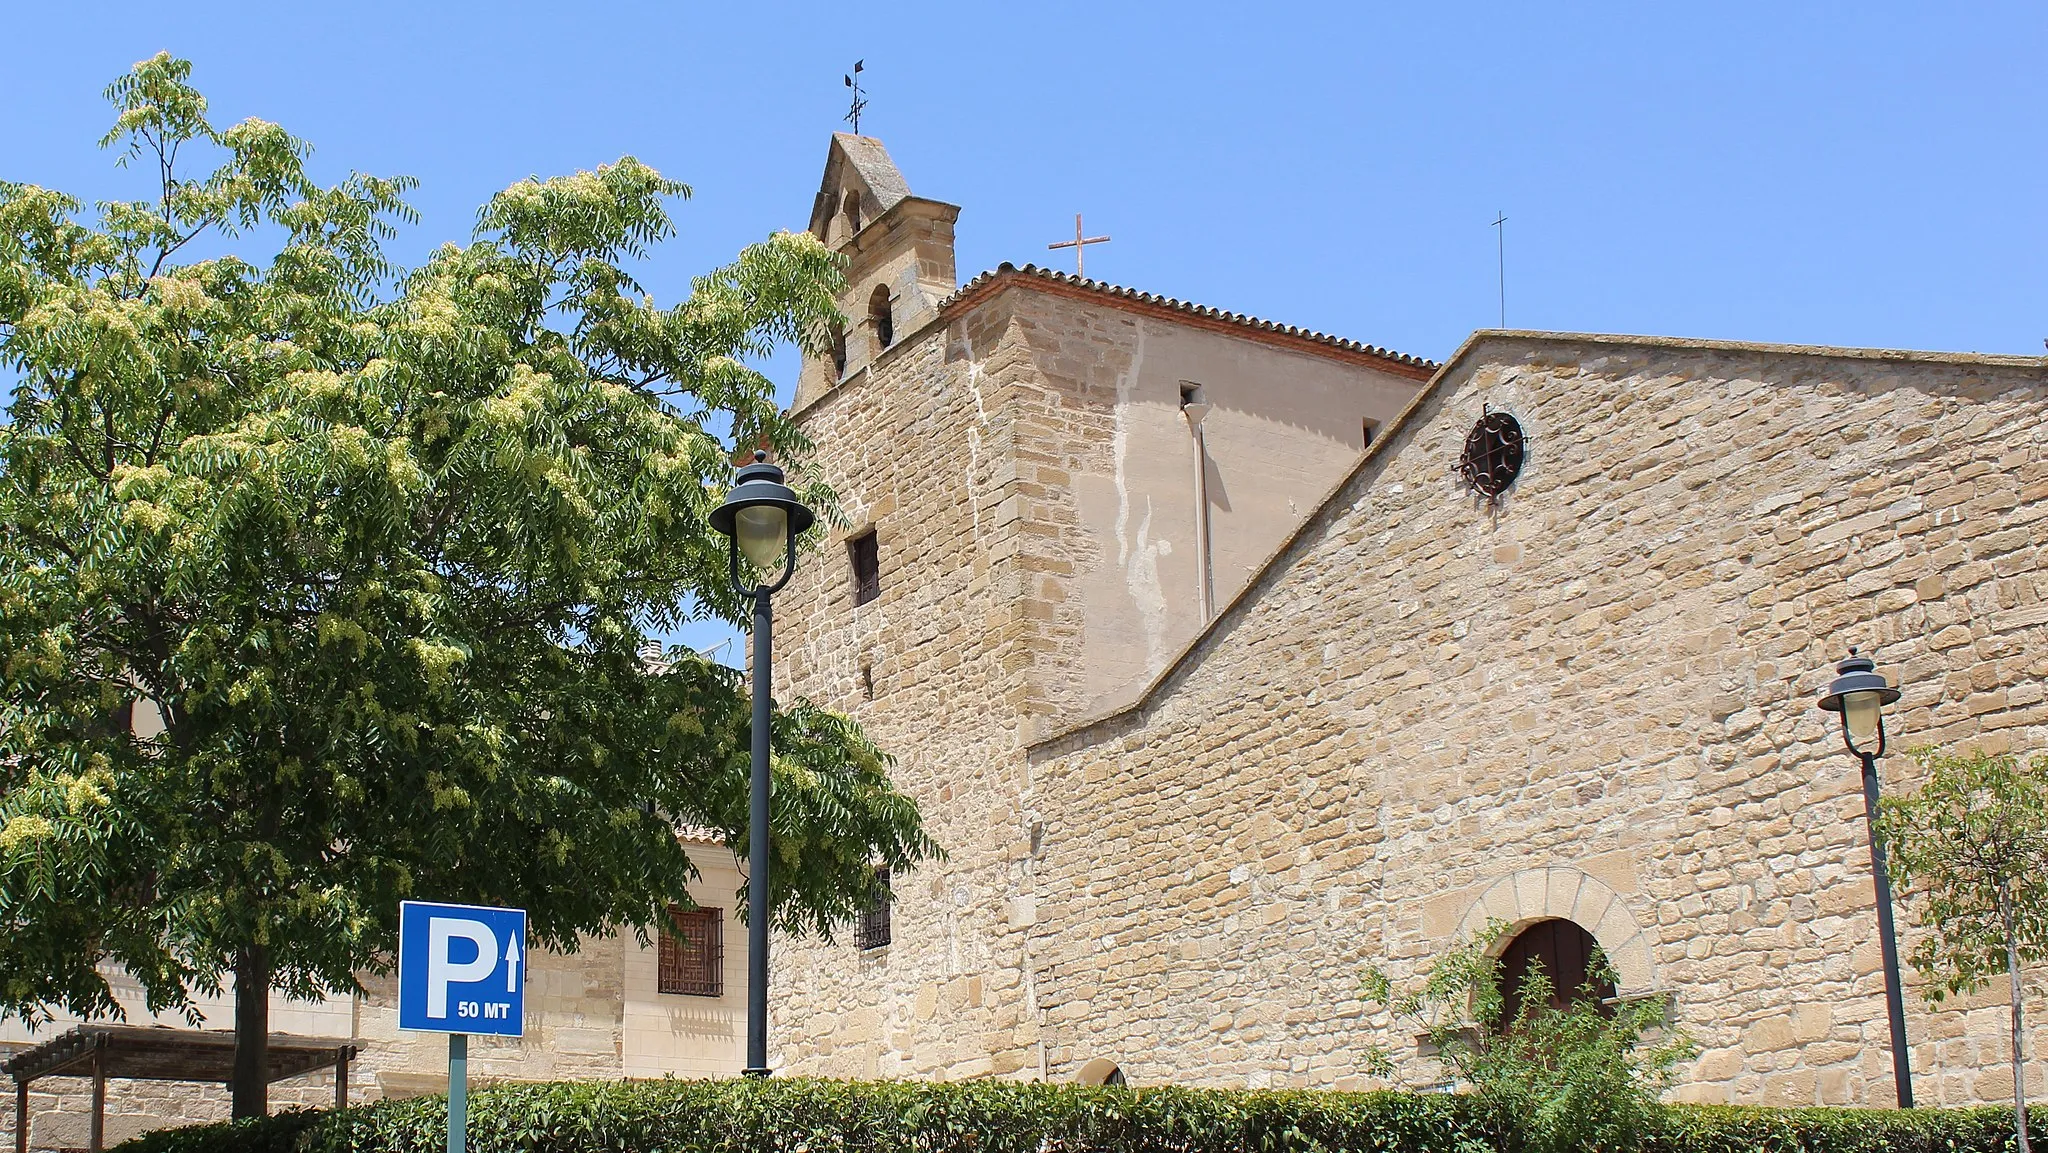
[808,133,913,242]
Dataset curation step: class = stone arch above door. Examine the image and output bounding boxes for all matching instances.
[1456,866,1657,996]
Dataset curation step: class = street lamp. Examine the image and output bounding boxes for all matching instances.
[1817,647,1912,1108]
[709,450,814,1079]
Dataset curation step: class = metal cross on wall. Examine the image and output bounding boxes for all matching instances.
[844,60,867,135]
[1047,213,1111,277]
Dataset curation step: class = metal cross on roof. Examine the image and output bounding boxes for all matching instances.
[1047,213,1111,277]
[843,60,867,135]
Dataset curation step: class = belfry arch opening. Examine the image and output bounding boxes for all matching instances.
[1494,918,1615,1028]
[869,284,894,350]
[841,189,862,238]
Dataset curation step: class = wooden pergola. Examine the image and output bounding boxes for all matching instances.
[3,1026,356,1153]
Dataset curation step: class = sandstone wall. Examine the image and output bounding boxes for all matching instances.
[771,282,1425,1080]
[772,294,1039,1079]
[1023,335,2048,1107]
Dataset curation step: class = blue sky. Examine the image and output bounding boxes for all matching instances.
[7,1,2043,659]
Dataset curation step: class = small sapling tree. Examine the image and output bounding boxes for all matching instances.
[1881,747,2048,1153]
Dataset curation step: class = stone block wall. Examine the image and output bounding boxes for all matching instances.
[1022,335,2048,1106]
[770,291,1039,1080]
[770,280,1426,1081]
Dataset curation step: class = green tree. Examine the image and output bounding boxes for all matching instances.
[0,54,935,1117]
[1881,747,2048,1153]
[1362,920,1692,1153]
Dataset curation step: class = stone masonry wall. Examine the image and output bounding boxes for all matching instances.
[1023,335,2048,1106]
[771,293,1040,1079]
[771,283,1425,1080]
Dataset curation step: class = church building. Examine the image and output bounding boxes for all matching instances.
[8,131,2048,1150]
[766,132,2048,1108]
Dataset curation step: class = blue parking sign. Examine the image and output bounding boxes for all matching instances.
[398,901,527,1037]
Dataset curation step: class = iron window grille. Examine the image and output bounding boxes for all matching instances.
[658,905,723,997]
[1458,408,1525,502]
[854,867,892,951]
[849,531,880,607]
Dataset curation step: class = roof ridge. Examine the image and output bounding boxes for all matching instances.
[940,262,1438,372]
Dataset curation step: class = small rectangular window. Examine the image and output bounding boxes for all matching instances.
[854,867,892,951]
[1362,418,1379,448]
[658,905,723,997]
[849,531,880,607]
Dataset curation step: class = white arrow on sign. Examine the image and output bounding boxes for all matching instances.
[505,935,519,992]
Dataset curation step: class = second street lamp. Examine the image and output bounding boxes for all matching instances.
[709,450,814,1079]
[1817,647,1913,1108]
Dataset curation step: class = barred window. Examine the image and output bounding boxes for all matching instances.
[658,905,723,997]
[854,867,892,951]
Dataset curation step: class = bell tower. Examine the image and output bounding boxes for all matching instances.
[795,134,960,409]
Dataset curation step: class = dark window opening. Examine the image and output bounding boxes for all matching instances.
[1362,418,1379,448]
[868,284,893,349]
[855,866,892,950]
[842,189,863,236]
[1496,918,1613,1029]
[658,905,724,997]
[831,324,848,378]
[849,530,880,606]
[861,663,875,699]
[87,700,133,740]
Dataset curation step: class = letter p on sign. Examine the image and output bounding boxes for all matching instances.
[398,901,527,1037]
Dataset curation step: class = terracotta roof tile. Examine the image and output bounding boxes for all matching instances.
[940,262,1437,374]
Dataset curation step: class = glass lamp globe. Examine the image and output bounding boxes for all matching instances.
[1841,690,1884,746]
[736,505,790,570]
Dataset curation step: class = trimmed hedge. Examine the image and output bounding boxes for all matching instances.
[107,1079,2025,1153]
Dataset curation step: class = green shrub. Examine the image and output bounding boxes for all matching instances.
[107,1109,322,1153]
[1362,919,1693,1153]
[107,1080,2026,1153]
[1648,1104,2021,1152]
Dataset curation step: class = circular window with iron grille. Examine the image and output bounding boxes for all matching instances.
[1459,410,1525,500]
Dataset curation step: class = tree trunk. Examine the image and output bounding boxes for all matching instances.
[231,946,270,1120]
[2011,928,2032,1153]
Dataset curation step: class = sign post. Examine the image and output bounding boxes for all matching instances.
[397,901,527,1153]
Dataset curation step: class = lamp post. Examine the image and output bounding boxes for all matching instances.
[709,450,814,1079]
[1817,648,1912,1108]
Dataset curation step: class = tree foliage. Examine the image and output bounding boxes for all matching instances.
[1880,747,2048,1153]
[1362,920,1693,1153]
[0,52,935,1039]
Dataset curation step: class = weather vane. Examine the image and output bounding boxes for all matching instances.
[1047,213,1111,277]
[844,60,867,135]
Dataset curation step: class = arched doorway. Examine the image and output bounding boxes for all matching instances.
[1076,1057,1126,1086]
[1495,918,1614,1027]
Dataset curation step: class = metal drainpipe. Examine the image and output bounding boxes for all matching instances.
[1182,390,1215,621]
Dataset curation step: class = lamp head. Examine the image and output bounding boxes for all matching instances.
[1817,648,1901,754]
[710,451,816,576]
